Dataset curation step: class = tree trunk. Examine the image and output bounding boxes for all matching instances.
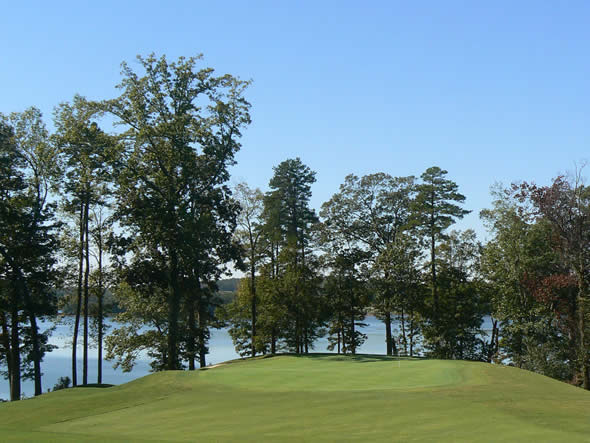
[409,333,414,356]
[10,304,20,401]
[576,263,589,389]
[198,295,207,368]
[295,316,300,354]
[97,228,103,385]
[28,311,42,395]
[250,260,257,358]
[488,319,499,363]
[271,327,276,354]
[83,199,90,385]
[72,203,84,387]
[431,229,438,323]
[516,329,524,369]
[579,310,589,389]
[167,250,180,370]
[409,308,415,357]
[1,312,13,397]
[495,326,499,361]
[385,311,392,356]
[275,244,280,277]
[350,312,356,355]
[400,306,407,355]
[578,293,589,389]
[187,290,197,371]
[14,268,42,396]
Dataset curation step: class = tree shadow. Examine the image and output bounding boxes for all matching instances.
[294,353,424,363]
[73,383,115,388]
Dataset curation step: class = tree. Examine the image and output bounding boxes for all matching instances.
[516,174,590,388]
[266,158,318,261]
[233,183,264,356]
[262,158,322,354]
[251,265,289,354]
[0,109,60,400]
[320,173,415,355]
[223,278,259,357]
[372,234,424,356]
[106,267,170,372]
[51,376,71,391]
[89,205,113,383]
[412,166,469,325]
[318,192,371,355]
[422,230,487,360]
[480,185,574,378]
[0,121,24,401]
[54,95,115,386]
[103,53,250,370]
[321,248,369,354]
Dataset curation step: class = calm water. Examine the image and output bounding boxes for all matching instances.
[0,315,493,399]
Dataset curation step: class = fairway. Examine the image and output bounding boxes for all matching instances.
[1,354,590,441]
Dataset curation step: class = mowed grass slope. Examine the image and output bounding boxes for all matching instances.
[1,354,590,442]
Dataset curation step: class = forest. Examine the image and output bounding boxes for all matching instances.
[2,54,590,403]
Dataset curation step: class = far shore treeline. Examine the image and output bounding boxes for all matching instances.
[2,53,590,402]
[55,278,239,314]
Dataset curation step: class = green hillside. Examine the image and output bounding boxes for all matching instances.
[1,354,589,441]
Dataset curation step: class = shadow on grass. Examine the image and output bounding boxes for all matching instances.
[200,352,426,370]
[200,353,278,370]
[73,383,115,388]
[284,353,425,363]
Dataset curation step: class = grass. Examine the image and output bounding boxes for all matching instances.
[1,354,590,441]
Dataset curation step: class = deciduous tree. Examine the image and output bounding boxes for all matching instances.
[0,109,60,399]
[103,54,250,370]
[321,173,415,355]
[54,95,115,385]
[233,183,264,356]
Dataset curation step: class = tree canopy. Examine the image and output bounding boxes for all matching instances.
[3,52,590,403]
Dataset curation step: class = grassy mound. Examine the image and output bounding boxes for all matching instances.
[1,354,589,441]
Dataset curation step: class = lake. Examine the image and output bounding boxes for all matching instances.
[0,315,493,399]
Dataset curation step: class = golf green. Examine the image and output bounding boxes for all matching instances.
[1,354,589,441]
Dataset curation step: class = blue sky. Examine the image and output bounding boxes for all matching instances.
[2,1,590,240]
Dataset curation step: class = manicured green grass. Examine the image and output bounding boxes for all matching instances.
[1,354,589,441]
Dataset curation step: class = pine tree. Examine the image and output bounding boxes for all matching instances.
[412,167,469,326]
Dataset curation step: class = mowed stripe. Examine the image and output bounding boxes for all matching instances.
[1,355,590,442]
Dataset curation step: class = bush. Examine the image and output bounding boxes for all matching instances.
[52,376,71,391]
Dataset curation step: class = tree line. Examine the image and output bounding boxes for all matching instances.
[225,164,475,360]
[0,54,250,400]
[226,161,590,390]
[1,53,589,402]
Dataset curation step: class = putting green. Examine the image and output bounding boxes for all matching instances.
[1,354,589,441]
[197,355,475,391]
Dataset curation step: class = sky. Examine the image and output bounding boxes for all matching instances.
[2,1,590,241]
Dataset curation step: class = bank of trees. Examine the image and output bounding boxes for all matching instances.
[225,161,590,390]
[226,164,485,360]
[481,175,590,388]
[0,110,60,400]
[2,53,590,402]
[102,54,250,372]
[0,53,251,400]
